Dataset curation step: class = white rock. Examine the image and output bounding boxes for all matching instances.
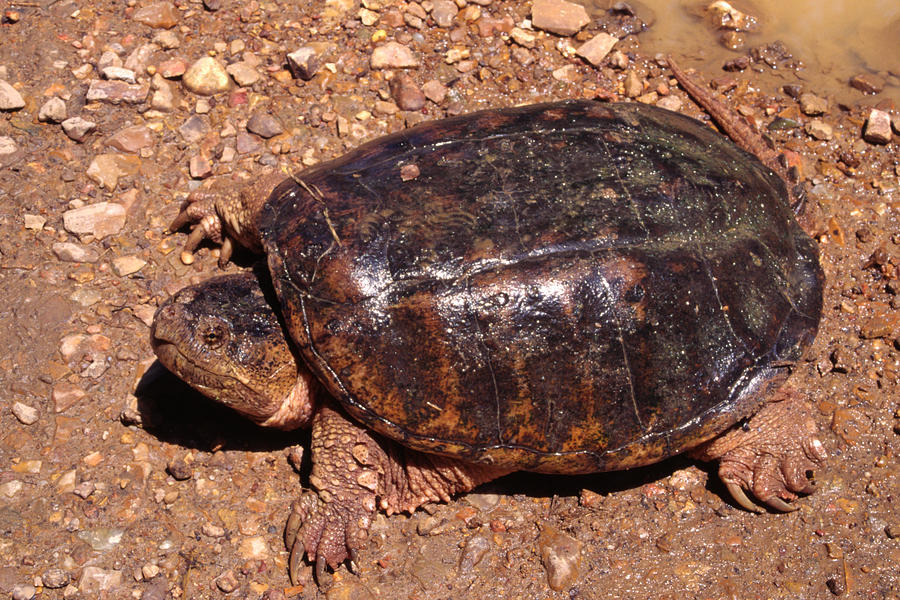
[183,57,230,95]
[370,42,420,69]
[101,66,137,83]
[77,567,122,595]
[0,79,25,110]
[0,136,17,155]
[0,480,23,498]
[12,402,39,425]
[24,214,45,230]
[52,242,100,263]
[61,117,97,142]
[39,97,68,123]
[63,202,127,238]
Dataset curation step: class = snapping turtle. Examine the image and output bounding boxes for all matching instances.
[152,66,825,583]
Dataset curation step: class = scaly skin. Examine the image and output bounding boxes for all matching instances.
[691,387,826,513]
[284,403,509,584]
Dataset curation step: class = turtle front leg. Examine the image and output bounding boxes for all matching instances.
[168,171,284,265]
[692,388,827,513]
[285,403,510,584]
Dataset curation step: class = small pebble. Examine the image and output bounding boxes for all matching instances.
[52,382,87,413]
[183,57,230,95]
[458,534,491,571]
[531,0,589,36]
[0,135,17,156]
[86,79,149,104]
[63,202,126,238]
[624,70,643,98]
[863,108,892,144]
[226,62,260,87]
[78,567,123,595]
[142,564,161,580]
[52,242,100,263]
[849,73,884,94]
[510,27,537,48]
[389,72,426,110]
[23,214,45,230]
[189,155,212,178]
[157,58,187,79]
[73,481,96,499]
[12,401,39,424]
[576,33,618,67]
[202,522,226,537]
[132,2,179,28]
[178,115,209,143]
[112,255,147,276]
[61,117,96,142]
[400,163,420,181]
[38,97,67,123]
[370,42,420,69]
[42,568,70,589]
[431,0,458,27]
[152,30,180,49]
[246,112,284,138]
[107,125,154,153]
[166,457,192,480]
[11,584,36,600]
[101,66,137,83]
[422,79,447,103]
[286,46,320,80]
[799,92,828,116]
[216,570,239,593]
[0,79,25,110]
[656,95,683,111]
[539,525,583,591]
[235,132,262,154]
[805,119,833,141]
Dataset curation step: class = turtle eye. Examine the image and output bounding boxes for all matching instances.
[199,321,227,348]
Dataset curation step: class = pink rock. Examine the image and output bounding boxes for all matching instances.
[158,58,187,78]
[371,42,420,69]
[86,80,149,104]
[106,125,154,153]
[132,2,179,28]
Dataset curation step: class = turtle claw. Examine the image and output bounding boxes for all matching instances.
[348,547,361,573]
[725,480,764,513]
[168,192,225,265]
[314,552,328,587]
[765,496,799,513]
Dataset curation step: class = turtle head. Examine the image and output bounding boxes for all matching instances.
[169,170,285,267]
[151,271,317,430]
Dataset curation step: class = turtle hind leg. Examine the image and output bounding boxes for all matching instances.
[691,388,827,512]
[285,402,510,585]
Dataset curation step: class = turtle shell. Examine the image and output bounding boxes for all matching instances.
[259,100,823,474]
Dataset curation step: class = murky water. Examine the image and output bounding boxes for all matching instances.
[582,0,900,104]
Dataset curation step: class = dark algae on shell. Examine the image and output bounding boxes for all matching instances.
[261,100,824,472]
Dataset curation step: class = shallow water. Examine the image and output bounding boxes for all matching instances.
[583,0,900,104]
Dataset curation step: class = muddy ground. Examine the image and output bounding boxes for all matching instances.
[0,0,898,598]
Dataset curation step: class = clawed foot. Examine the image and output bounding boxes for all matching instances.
[168,191,234,267]
[284,489,373,585]
[719,433,826,513]
[695,394,827,513]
